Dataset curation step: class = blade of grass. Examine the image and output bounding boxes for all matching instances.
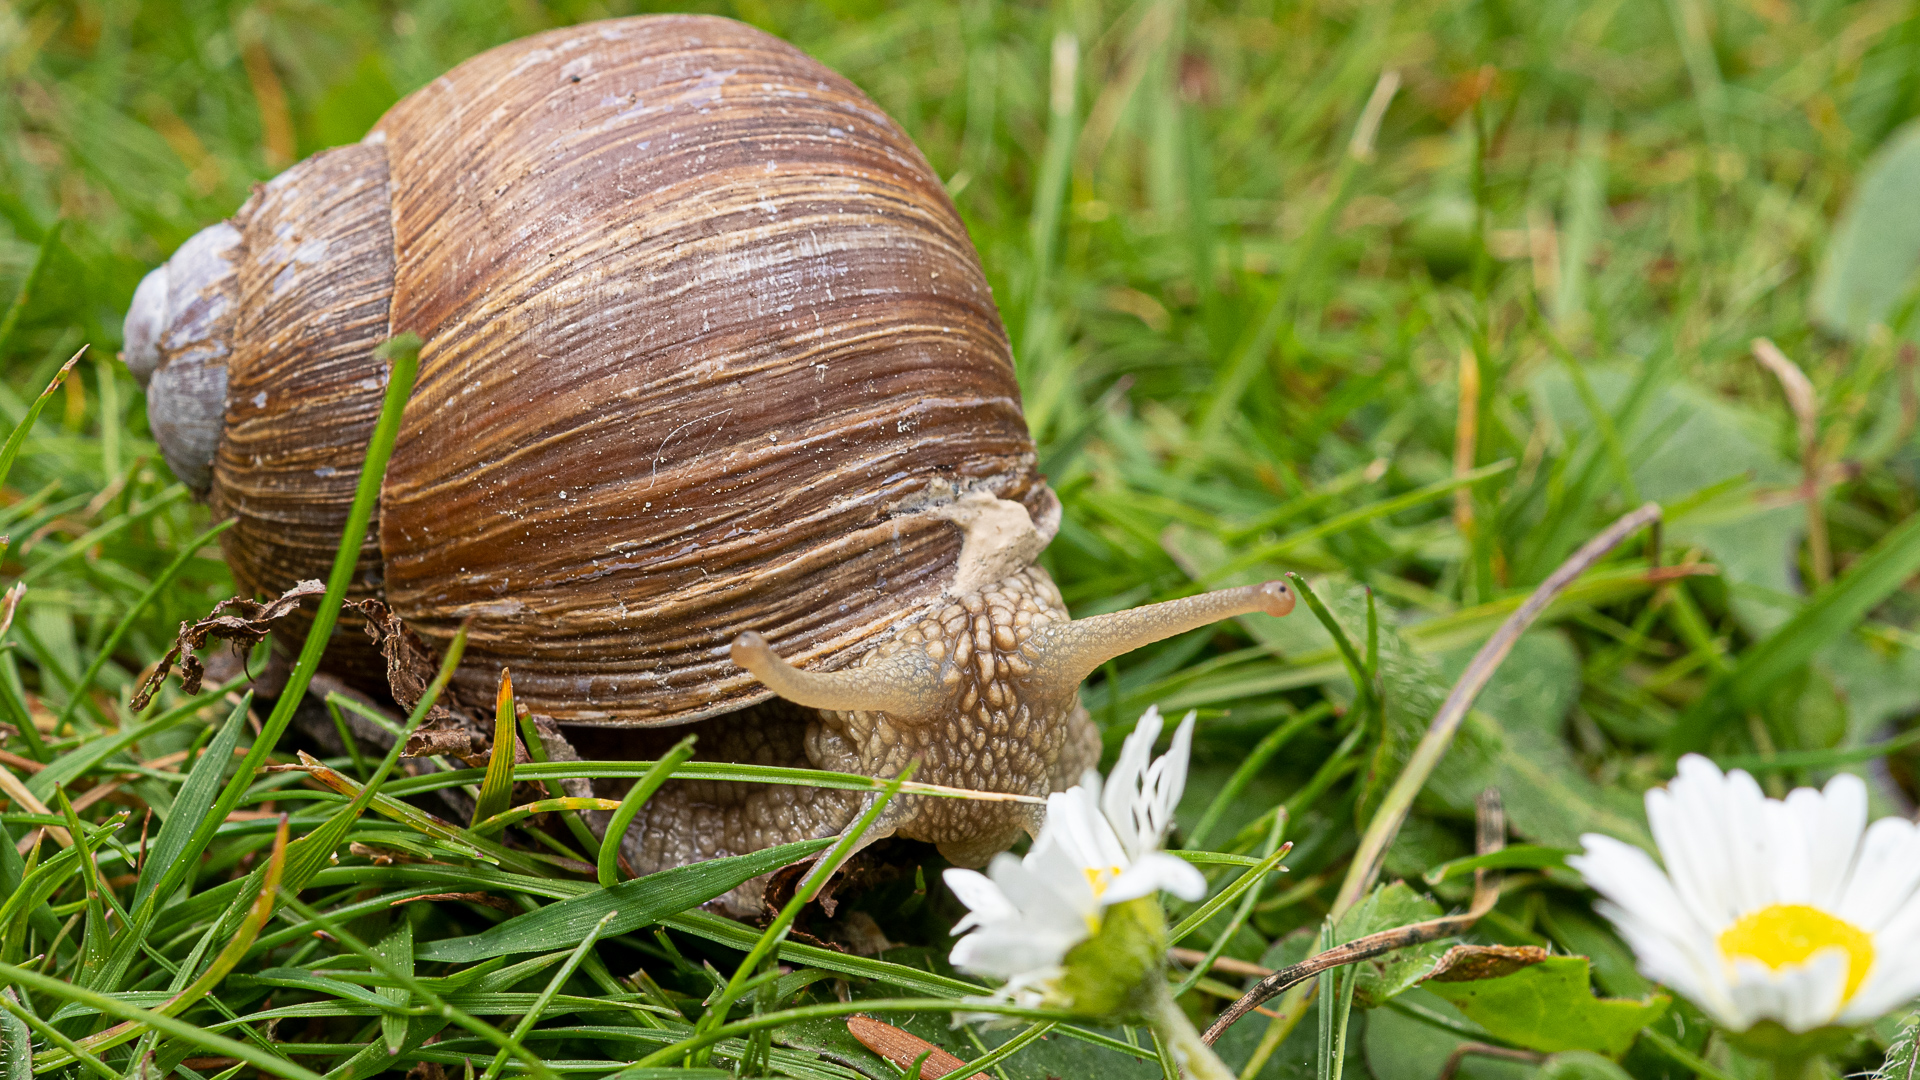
[19,484,187,585]
[1336,503,1660,913]
[1285,574,1374,721]
[3,990,117,1080]
[1186,703,1329,849]
[1208,461,1515,582]
[132,332,420,922]
[39,818,289,1067]
[471,668,518,828]
[470,797,622,837]
[31,673,243,800]
[599,735,696,887]
[1171,817,1289,998]
[0,345,82,495]
[1667,508,1920,754]
[128,692,250,911]
[0,223,65,364]
[378,918,414,1054]
[1169,840,1293,946]
[417,836,836,963]
[516,710,604,861]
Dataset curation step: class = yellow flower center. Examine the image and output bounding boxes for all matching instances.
[1717,904,1874,1000]
[1082,866,1123,933]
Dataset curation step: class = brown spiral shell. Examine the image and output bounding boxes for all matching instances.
[196,15,1052,724]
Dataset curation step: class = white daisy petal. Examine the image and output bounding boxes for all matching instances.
[1105,851,1207,905]
[1802,774,1867,910]
[1102,706,1163,854]
[944,868,1017,934]
[1762,796,1810,906]
[1837,816,1920,931]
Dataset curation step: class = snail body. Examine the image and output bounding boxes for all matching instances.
[123,16,1292,901]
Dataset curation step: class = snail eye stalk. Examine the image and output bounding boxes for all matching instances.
[1030,581,1294,692]
[733,581,1293,715]
[729,631,942,717]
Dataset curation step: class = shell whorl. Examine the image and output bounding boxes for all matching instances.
[127,222,241,494]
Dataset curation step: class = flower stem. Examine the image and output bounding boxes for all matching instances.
[1145,976,1238,1080]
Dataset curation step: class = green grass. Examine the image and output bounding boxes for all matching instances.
[3,0,1920,1078]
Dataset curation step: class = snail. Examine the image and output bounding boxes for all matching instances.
[120,14,1294,904]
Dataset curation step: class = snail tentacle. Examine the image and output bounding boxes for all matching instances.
[1032,580,1295,692]
[729,630,943,719]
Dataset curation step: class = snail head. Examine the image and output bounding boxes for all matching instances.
[729,490,1294,864]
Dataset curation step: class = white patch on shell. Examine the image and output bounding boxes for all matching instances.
[122,265,169,388]
[930,490,1048,598]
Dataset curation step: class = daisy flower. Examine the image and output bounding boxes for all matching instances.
[943,705,1208,1007]
[1571,754,1920,1035]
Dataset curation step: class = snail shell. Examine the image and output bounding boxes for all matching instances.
[125,15,1292,893]
[131,15,1055,721]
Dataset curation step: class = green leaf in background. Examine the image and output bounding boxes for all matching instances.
[1425,633,1649,850]
[1813,120,1920,340]
[1336,882,1446,1008]
[1424,955,1668,1057]
[418,837,836,962]
[1670,510,1920,754]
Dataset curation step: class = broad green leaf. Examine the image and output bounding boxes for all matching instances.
[1530,367,1799,633]
[1540,1051,1634,1080]
[1424,954,1668,1057]
[1813,120,1920,339]
[1365,990,1535,1080]
[1335,882,1446,1008]
[417,837,835,962]
[1877,1012,1920,1080]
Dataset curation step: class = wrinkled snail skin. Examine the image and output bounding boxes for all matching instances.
[123,14,1296,910]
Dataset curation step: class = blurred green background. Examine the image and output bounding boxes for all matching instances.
[5,0,1920,1075]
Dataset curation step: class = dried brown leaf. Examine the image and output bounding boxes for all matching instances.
[1424,943,1550,983]
[846,1016,967,1078]
[130,579,325,709]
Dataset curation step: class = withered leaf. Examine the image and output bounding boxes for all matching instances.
[351,598,469,730]
[846,1016,967,1078]
[130,580,326,709]
[1425,943,1550,983]
[403,721,482,761]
